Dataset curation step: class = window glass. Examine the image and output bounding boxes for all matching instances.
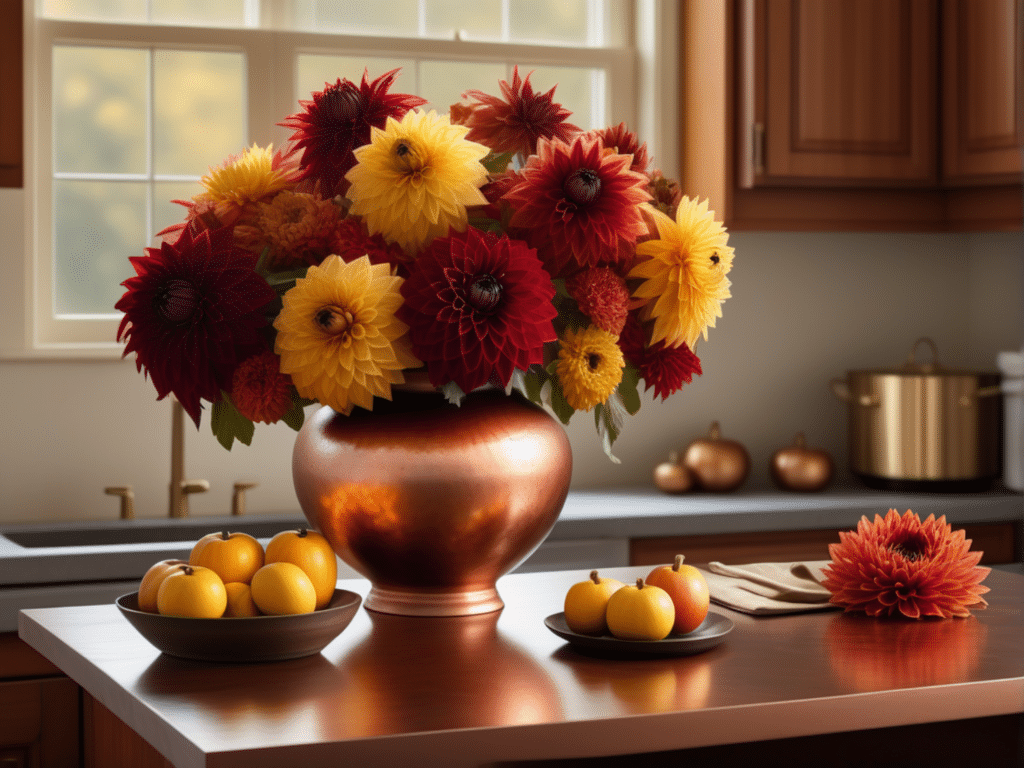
[42,0,248,26]
[424,0,503,39]
[520,66,601,130]
[53,46,149,175]
[510,0,590,45]
[296,55,418,103]
[154,50,247,177]
[41,0,146,22]
[54,180,147,315]
[295,0,421,36]
[154,181,204,243]
[419,61,507,114]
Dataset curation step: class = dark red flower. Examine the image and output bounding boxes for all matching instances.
[397,228,557,393]
[330,216,411,274]
[280,68,426,197]
[565,267,630,335]
[502,133,651,278]
[619,314,702,400]
[230,350,293,424]
[590,123,651,173]
[460,66,581,158]
[115,227,276,427]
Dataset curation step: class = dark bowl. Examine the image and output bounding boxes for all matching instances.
[116,589,362,663]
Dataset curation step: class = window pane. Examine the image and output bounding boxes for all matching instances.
[53,47,148,175]
[41,0,145,22]
[510,0,590,45]
[154,51,246,177]
[151,0,247,27]
[296,56,418,103]
[154,181,204,244]
[519,66,601,130]
[295,0,419,36]
[425,1,502,39]
[420,61,506,114]
[54,181,147,315]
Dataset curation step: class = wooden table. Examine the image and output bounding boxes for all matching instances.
[17,567,1024,768]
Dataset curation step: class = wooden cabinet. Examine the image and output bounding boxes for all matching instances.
[681,0,1023,231]
[0,634,80,768]
[0,0,23,188]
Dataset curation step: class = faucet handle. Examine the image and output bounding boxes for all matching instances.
[104,486,135,520]
[175,479,210,518]
[232,482,258,516]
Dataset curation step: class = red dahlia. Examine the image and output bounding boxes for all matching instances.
[115,227,277,427]
[618,314,702,400]
[397,228,557,393]
[460,66,580,158]
[502,133,651,277]
[590,123,651,173]
[821,509,991,619]
[280,68,426,197]
[565,267,630,335]
[230,350,293,424]
[330,216,411,274]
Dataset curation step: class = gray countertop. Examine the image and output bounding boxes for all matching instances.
[1,485,1020,632]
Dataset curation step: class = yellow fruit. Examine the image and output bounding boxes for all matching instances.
[563,570,625,635]
[645,554,710,635]
[138,559,189,613]
[605,578,675,641]
[156,565,227,618]
[189,531,265,585]
[265,528,338,610]
[250,562,317,616]
[223,581,261,618]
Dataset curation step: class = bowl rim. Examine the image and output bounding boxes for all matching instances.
[116,588,362,623]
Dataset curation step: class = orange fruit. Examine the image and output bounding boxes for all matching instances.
[563,570,625,635]
[156,565,227,618]
[223,581,261,617]
[249,562,316,616]
[265,528,338,610]
[605,578,675,641]
[138,559,189,613]
[646,555,710,635]
[189,531,265,585]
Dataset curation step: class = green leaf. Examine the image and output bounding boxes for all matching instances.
[280,394,307,432]
[617,363,642,416]
[594,401,623,464]
[481,151,515,174]
[547,374,575,425]
[211,395,255,450]
[523,368,546,405]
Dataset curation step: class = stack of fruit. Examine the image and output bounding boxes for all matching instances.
[563,556,709,641]
[138,528,338,618]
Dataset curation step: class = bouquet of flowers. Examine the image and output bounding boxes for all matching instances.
[116,67,735,461]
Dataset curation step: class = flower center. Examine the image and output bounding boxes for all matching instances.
[564,169,602,206]
[315,305,356,338]
[392,140,428,185]
[467,275,502,314]
[324,82,364,123]
[154,279,200,325]
[587,353,602,371]
[888,532,929,562]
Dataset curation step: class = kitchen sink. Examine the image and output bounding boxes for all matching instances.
[1,514,308,549]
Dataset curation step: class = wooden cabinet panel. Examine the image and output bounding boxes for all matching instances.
[942,0,1023,184]
[83,692,173,768]
[630,521,1018,566]
[746,0,938,187]
[0,677,79,768]
[0,0,23,188]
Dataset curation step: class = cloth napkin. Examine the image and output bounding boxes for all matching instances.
[699,560,839,616]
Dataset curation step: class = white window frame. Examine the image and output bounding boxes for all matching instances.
[3,0,677,359]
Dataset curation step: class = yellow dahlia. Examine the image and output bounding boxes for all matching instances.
[273,255,420,414]
[628,197,734,349]
[555,326,624,412]
[345,109,489,255]
[197,144,301,225]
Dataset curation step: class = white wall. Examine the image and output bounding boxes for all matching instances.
[1,222,1021,523]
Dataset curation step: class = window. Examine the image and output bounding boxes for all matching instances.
[7,0,677,357]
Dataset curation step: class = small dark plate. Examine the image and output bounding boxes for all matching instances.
[544,611,734,657]
[116,589,361,663]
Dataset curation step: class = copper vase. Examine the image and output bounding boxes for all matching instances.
[292,382,572,617]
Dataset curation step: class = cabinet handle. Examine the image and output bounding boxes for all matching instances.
[751,123,765,176]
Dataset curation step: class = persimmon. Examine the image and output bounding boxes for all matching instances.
[156,565,227,618]
[138,559,189,613]
[265,528,337,610]
[563,570,625,635]
[189,531,265,585]
[605,578,675,641]
[250,562,317,616]
[646,555,710,634]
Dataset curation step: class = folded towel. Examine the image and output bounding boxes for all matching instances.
[700,560,839,616]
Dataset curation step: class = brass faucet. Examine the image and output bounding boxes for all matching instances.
[169,398,209,517]
[104,486,135,519]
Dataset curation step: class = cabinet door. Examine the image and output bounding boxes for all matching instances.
[0,0,23,188]
[942,0,1023,184]
[740,0,938,187]
[0,677,80,767]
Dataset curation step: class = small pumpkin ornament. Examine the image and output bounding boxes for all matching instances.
[653,451,695,494]
[770,432,833,492]
[682,421,750,492]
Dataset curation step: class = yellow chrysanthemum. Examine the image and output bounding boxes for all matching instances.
[628,197,734,349]
[345,109,489,255]
[555,326,624,412]
[273,255,421,414]
[198,144,300,223]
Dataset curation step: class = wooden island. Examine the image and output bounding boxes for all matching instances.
[17,566,1024,768]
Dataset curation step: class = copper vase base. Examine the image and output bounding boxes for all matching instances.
[363,585,505,617]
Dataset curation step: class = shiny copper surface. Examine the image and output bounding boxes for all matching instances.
[292,386,572,616]
[769,432,834,492]
[682,421,751,492]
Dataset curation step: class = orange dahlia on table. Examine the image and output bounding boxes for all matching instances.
[821,509,991,619]
[116,66,736,459]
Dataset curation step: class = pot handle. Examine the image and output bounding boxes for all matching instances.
[958,385,1004,406]
[831,378,878,407]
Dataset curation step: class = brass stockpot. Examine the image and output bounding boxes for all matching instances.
[831,338,1002,492]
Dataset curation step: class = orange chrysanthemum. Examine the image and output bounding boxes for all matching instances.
[230,350,294,424]
[235,191,342,270]
[821,509,991,619]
